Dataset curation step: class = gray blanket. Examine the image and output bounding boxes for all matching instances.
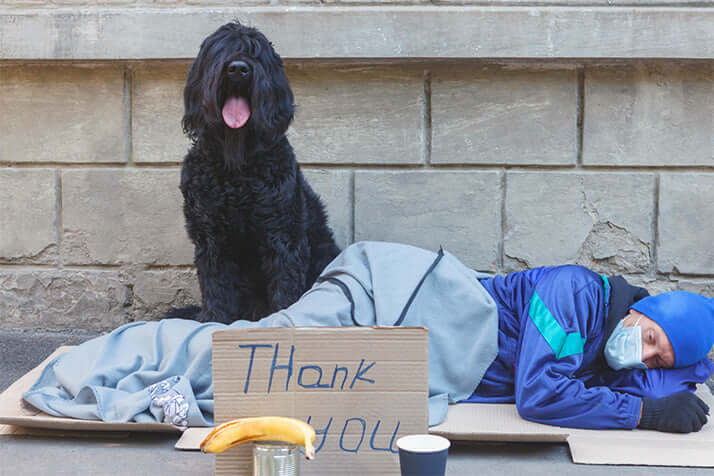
[24,241,499,427]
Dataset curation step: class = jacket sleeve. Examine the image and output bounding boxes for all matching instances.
[584,358,714,399]
[514,267,642,430]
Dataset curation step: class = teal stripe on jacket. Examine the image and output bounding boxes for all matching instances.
[529,291,586,359]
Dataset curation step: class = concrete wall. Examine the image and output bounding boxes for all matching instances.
[0,2,712,331]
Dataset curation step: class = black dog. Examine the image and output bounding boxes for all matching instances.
[176,22,340,324]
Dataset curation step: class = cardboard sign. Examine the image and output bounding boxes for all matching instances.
[212,326,429,475]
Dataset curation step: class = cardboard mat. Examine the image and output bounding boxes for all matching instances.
[0,347,177,435]
[2,346,713,466]
[430,388,714,467]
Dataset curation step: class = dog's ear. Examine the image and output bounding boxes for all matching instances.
[183,34,228,142]
[250,47,295,143]
[182,52,207,142]
[181,54,205,140]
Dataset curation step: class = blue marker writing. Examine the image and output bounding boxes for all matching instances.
[238,344,272,393]
[306,416,333,454]
[369,420,401,454]
[339,418,366,453]
[298,365,331,389]
[268,343,294,393]
[349,359,376,389]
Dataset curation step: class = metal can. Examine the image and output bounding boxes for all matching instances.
[252,442,300,476]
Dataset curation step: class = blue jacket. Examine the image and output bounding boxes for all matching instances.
[464,265,714,429]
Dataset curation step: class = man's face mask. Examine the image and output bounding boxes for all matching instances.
[604,315,648,371]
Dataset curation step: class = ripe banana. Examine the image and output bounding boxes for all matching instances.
[200,416,317,459]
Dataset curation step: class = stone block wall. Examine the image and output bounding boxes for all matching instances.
[1,59,712,331]
[1,0,713,335]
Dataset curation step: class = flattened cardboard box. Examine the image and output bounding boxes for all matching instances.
[430,385,714,467]
[211,327,429,476]
[3,339,714,468]
[0,346,177,435]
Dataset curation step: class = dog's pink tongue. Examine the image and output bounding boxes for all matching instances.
[222,96,250,129]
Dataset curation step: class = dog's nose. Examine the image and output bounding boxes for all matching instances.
[227,61,251,80]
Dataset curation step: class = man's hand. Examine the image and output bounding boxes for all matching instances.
[639,392,710,433]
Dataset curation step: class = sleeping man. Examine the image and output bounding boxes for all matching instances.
[462,261,712,433]
[24,242,714,432]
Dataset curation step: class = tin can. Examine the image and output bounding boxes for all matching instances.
[252,442,300,476]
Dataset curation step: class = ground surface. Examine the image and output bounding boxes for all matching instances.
[1,328,712,476]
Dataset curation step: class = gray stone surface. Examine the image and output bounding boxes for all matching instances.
[288,65,423,164]
[0,65,127,163]
[574,222,652,275]
[302,168,353,250]
[625,276,714,300]
[675,279,714,297]
[0,169,57,264]
[132,64,192,163]
[658,174,714,275]
[623,275,679,297]
[504,172,655,272]
[583,64,713,166]
[0,267,201,329]
[132,269,200,321]
[432,66,577,165]
[0,269,129,329]
[1,8,713,59]
[354,170,501,271]
[61,168,193,266]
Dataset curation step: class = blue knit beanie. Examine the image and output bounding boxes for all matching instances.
[630,291,714,368]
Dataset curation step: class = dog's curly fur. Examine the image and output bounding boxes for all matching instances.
[176,22,340,324]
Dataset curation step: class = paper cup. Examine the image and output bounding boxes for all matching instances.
[396,434,450,476]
